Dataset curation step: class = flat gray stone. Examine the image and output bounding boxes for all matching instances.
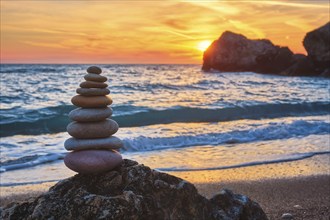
[76,88,110,96]
[65,136,123,151]
[69,107,112,122]
[67,119,118,139]
[84,73,107,82]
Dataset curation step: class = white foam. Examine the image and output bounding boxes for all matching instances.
[0,153,64,172]
[123,120,330,152]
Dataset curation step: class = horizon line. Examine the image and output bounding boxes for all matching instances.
[0,63,202,65]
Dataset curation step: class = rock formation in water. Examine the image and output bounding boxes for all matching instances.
[64,66,123,174]
[303,22,330,76]
[202,22,330,77]
[202,31,295,74]
[1,159,268,220]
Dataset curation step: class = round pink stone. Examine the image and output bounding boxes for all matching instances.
[64,150,122,174]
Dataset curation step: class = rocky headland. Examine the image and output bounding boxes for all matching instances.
[1,159,267,220]
[202,22,330,76]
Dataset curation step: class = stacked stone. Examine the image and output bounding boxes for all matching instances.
[64,66,123,174]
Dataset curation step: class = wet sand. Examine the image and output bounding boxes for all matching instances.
[197,175,330,220]
[1,155,329,219]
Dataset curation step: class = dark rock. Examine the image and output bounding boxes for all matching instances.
[280,54,316,76]
[320,68,330,77]
[255,46,294,74]
[202,31,295,74]
[1,159,268,220]
[210,189,268,220]
[303,22,330,69]
[281,213,294,220]
[203,23,330,76]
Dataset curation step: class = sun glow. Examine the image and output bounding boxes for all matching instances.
[197,40,212,52]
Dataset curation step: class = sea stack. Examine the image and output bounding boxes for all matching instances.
[64,66,123,174]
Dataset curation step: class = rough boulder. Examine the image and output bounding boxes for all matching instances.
[202,31,295,74]
[303,22,330,76]
[1,159,268,220]
[203,22,330,76]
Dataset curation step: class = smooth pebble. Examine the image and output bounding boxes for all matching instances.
[80,81,107,88]
[87,66,102,74]
[76,88,110,96]
[84,73,107,82]
[69,107,112,122]
[67,119,119,139]
[64,136,123,151]
[71,95,112,108]
[64,150,122,174]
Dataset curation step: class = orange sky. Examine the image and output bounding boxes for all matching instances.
[1,1,329,64]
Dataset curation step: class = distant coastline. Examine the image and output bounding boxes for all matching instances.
[202,22,330,77]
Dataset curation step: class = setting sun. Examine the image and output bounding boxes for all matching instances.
[197,40,212,52]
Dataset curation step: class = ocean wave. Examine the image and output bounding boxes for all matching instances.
[0,105,74,124]
[0,153,65,172]
[122,120,330,151]
[0,65,65,74]
[112,82,202,91]
[1,119,329,173]
[156,151,330,172]
[0,102,329,137]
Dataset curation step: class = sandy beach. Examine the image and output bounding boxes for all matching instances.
[197,176,330,219]
[1,154,329,219]
[178,154,330,219]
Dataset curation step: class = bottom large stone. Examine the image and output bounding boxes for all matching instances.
[64,150,122,174]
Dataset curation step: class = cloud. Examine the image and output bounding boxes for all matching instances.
[22,41,69,49]
[228,20,265,38]
[257,1,329,9]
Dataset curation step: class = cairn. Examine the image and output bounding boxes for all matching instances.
[64,66,123,174]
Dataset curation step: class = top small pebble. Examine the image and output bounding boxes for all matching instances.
[87,66,102,74]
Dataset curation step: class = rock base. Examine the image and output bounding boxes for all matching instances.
[1,159,268,220]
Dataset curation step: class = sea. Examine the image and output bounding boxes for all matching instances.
[0,64,329,187]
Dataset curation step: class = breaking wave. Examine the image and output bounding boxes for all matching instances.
[1,102,329,137]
